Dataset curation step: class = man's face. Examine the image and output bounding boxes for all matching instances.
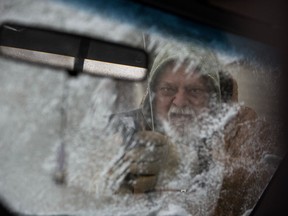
[153,63,211,133]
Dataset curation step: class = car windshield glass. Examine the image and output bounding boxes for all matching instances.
[0,0,284,216]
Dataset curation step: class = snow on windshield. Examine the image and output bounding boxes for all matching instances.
[0,0,283,216]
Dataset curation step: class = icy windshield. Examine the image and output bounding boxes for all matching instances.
[0,0,284,216]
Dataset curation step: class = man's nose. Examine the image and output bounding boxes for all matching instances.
[172,89,189,107]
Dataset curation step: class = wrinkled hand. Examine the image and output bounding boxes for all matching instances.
[124,131,169,193]
[106,131,178,194]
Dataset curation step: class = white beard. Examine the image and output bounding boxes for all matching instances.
[160,106,217,144]
[165,120,200,143]
[165,106,199,139]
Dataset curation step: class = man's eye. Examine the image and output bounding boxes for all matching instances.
[159,87,176,95]
[194,89,202,93]
[187,88,205,96]
[161,87,172,92]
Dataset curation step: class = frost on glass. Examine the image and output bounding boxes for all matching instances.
[0,0,284,215]
[47,37,282,216]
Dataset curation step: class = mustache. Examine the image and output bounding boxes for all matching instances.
[168,106,196,116]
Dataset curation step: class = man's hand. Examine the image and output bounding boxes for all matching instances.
[124,131,170,193]
[106,131,178,194]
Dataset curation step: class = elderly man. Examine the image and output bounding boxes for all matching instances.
[107,43,279,215]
